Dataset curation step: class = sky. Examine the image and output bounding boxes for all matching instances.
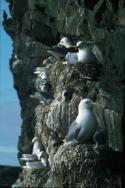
[0,0,21,166]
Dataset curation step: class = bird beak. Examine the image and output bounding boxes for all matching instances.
[57,43,64,47]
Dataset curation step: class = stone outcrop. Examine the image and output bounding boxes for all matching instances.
[0,165,21,187]
[3,0,124,187]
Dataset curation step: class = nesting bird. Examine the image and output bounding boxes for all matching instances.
[58,37,74,48]
[65,41,98,64]
[23,160,46,169]
[43,56,54,68]
[38,150,48,167]
[76,41,98,63]
[47,37,77,59]
[21,137,48,169]
[64,98,98,145]
[20,154,38,163]
[47,37,98,64]
[34,67,48,80]
[32,137,45,157]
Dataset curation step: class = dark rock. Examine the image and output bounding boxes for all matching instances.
[0,165,21,187]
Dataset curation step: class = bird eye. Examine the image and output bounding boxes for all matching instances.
[86,101,90,104]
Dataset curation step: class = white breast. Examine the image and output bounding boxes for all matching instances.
[77,49,87,62]
[32,141,41,156]
[65,52,78,64]
[76,109,96,129]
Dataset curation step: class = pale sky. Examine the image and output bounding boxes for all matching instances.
[0,0,21,166]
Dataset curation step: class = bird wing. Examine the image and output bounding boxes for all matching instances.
[47,46,78,58]
[84,48,98,63]
[52,46,77,53]
[65,121,81,141]
[65,52,78,64]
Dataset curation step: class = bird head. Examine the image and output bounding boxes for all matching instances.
[32,137,39,144]
[76,41,87,50]
[78,98,95,111]
[58,37,72,48]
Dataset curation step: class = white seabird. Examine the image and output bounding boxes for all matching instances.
[23,161,45,169]
[58,37,74,48]
[64,98,98,145]
[47,37,77,59]
[38,151,48,167]
[20,154,38,162]
[35,78,49,92]
[34,67,48,80]
[76,41,98,63]
[65,41,98,64]
[65,52,78,64]
[43,56,54,68]
[32,137,45,157]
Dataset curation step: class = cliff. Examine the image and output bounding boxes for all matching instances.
[3,0,125,187]
[0,165,21,187]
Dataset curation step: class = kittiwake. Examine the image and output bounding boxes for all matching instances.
[65,41,98,64]
[32,137,45,157]
[34,67,48,80]
[76,41,98,63]
[20,154,38,162]
[64,98,98,145]
[38,151,48,167]
[58,37,74,48]
[43,56,54,68]
[23,161,45,169]
[65,51,78,64]
[47,37,77,59]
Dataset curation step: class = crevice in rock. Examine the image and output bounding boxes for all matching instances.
[84,0,99,10]
[95,0,106,24]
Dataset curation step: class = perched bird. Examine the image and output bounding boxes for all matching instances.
[65,41,98,64]
[34,77,49,92]
[58,37,74,48]
[20,154,38,162]
[43,56,54,68]
[21,138,48,169]
[35,78,51,92]
[34,67,48,80]
[47,37,77,59]
[64,98,98,145]
[65,51,78,64]
[76,41,98,63]
[23,161,45,169]
[38,151,48,167]
[32,137,45,157]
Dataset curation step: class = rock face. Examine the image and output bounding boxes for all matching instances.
[3,0,124,187]
[0,165,21,187]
